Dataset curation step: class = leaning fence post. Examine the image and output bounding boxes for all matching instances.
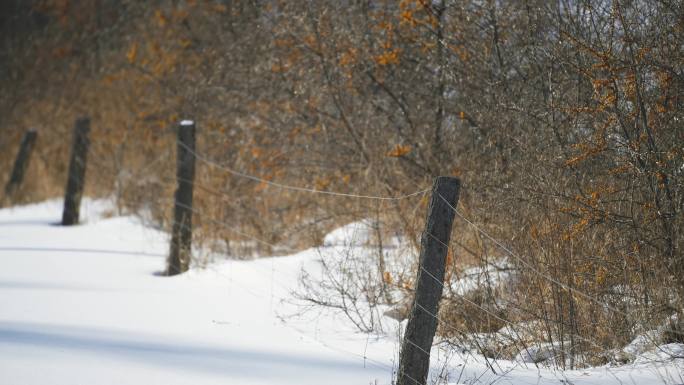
[167,120,196,276]
[397,176,460,385]
[62,118,90,225]
[4,129,38,202]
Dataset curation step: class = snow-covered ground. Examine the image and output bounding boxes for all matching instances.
[1,199,683,384]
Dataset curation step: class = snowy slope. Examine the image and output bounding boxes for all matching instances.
[0,199,682,384]
[0,200,395,385]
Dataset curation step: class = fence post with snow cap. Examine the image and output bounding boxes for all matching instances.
[167,120,196,275]
[4,129,38,203]
[397,176,460,385]
[62,118,90,225]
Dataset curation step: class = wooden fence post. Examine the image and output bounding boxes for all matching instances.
[62,118,90,225]
[167,120,196,276]
[4,129,38,201]
[397,176,460,385]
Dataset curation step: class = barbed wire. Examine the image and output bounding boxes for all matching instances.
[177,140,431,201]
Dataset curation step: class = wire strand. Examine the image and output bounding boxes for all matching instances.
[177,140,430,201]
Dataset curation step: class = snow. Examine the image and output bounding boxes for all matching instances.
[513,341,567,364]
[449,259,512,296]
[322,220,375,247]
[1,199,683,384]
[635,343,684,364]
[0,200,392,385]
[623,330,662,359]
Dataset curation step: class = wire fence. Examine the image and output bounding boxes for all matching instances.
[4,122,678,385]
[185,136,681,373]
[82,134,517,382]
[84,131,651,365]
[174,138,621,375]
[172,136,632,316]
[177,139,432,201]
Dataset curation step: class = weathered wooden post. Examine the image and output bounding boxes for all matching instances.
[397,176,460,385]
[4,129,38,201]
[167,120,196,276]
[62,118,90,225]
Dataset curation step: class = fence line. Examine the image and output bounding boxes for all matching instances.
[8,119,672,384]
[142,184,511,359]
[162,189,514,380]
[46,123,650,380]
[83,135,429,204]
[112,154,603,369]
[166,187,507,339]
[85,141,174,178]
[82,135,624,357]
[170,173,629,370]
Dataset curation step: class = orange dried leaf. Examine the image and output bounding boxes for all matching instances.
[251,147,262,159]
[155,10,167,27]
[387,144,411,157]
[315,177,331,190]
[383,271,393,285]
[254,181,268,193]
[375,49,400,66]
[126,43,138,64]
[102,76,113,85]
[445,249,453,267]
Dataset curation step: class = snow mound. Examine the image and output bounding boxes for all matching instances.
[514,342,562,364]
[635,343,684,364]
[449,259,512,296]
[623,330,661,359]
[322,220,375,247]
